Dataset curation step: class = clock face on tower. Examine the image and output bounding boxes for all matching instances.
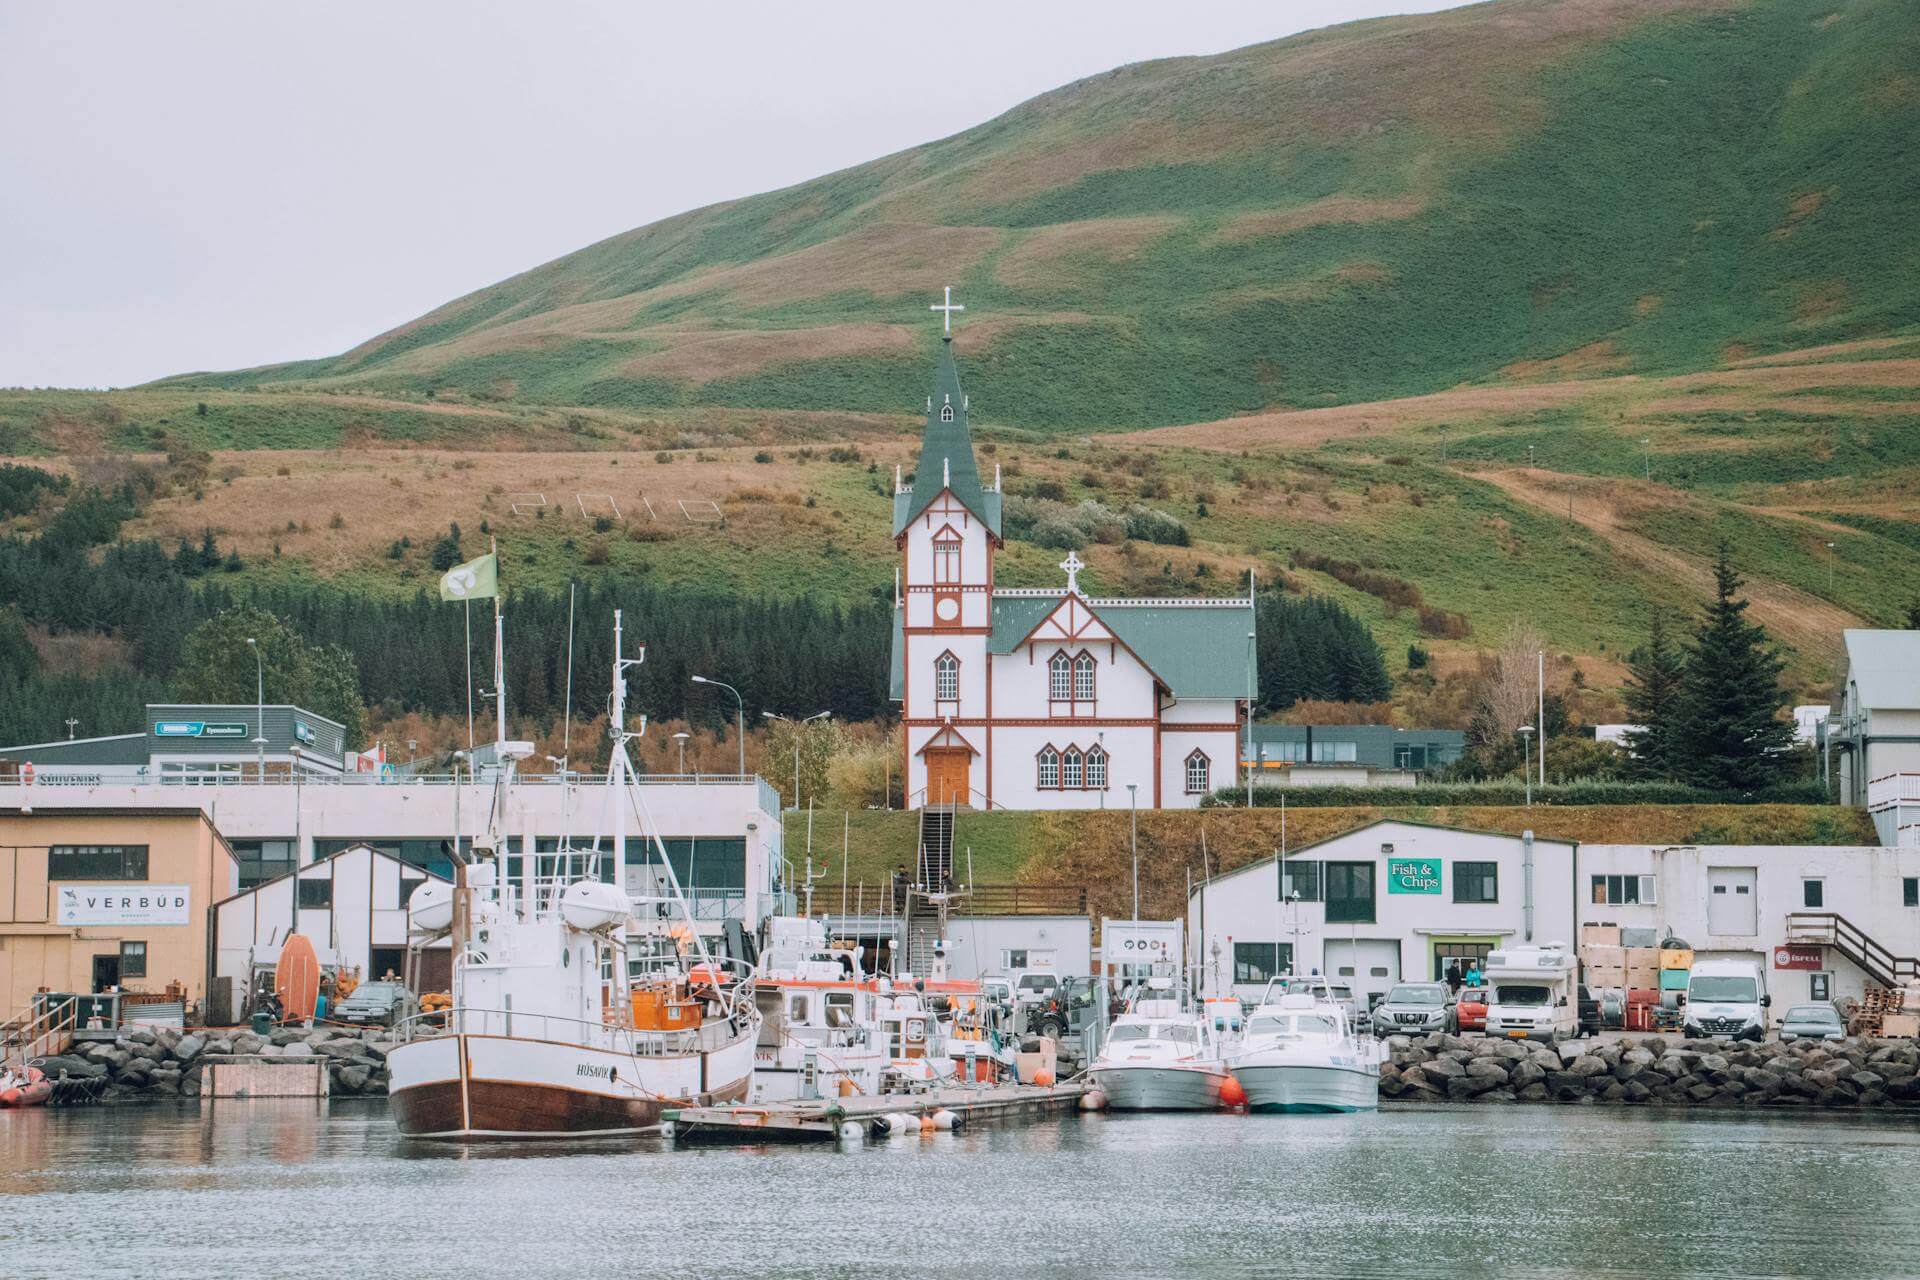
[934,593,961,625]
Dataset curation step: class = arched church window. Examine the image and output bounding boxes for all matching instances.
[1036,746,1059,789]
[1073,652,1096,700]
[1185,750,1211,795]
[934,652,958,702]
[1048,652,1072,701]
[1062,747,1084,789]
[1086,746,1108,789]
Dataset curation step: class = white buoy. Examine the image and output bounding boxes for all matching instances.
[837,1121,865,1147]
[930,1108,957,1131]
[1080,1088,1108,1111]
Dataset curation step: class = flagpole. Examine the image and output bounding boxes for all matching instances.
[464,599,475,753]
[491,537,506,749]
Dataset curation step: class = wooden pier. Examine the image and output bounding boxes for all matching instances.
[663,1081,1085,1145]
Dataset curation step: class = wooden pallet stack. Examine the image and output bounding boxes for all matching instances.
[1849,987,1917,1038]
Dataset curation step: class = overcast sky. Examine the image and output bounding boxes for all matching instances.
[0,1,1463,389]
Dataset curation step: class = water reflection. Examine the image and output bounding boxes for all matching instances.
[3,1101,1919,1279]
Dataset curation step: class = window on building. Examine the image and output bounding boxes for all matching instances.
[1073,652,1096,700]
[1048,652,1072,701]
[1810,973,1831,1002]
[1184,750,1211,795]
[1325,862,1376,924]
[1233,942,1293,984]
[119,940,147,979]
[1802,879,1824,909]
[232,839,297,889]
[1591,874,1657,906]
[1311,740,1359,764]
[933,539,961,584]
[48,845,149,881]
[1906,878,1919,908]
[1062,747,1084,789]
[1036,747,1059,789]
[934,652,958,702]
[1279,859,1322,902]
[1454,862,1499,904]
[1085,746,1108,790]
[1004,949,1029,969]
[940,404,954,422]
[297,877,332,909]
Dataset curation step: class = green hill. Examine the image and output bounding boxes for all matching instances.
[154,0,1920,430]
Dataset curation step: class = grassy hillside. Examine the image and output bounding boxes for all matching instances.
[803,804,1879,921]
[149,0,1920,429]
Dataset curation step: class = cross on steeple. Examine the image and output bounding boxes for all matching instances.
[1059,550,1085,595]
[930,285,964,336]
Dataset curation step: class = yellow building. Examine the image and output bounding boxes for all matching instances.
[0,806,237,1016]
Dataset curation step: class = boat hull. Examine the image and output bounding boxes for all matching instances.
[388,1030,754,1139]
[1090,1063,1228,1111]
[1231,1062,1379,1114]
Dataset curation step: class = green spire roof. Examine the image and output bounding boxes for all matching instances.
[896,337,1000,538]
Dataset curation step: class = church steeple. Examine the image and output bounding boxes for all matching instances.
[897,289,1000,537]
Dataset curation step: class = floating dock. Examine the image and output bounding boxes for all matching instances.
[663,1081,1085,1145]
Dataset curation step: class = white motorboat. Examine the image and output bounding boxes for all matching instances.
[1228,989,1380,1114]
[387,610,760,1139]
[1089,994,1233,1111]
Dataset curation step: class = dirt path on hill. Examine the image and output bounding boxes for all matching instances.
[1470,468,1862,661]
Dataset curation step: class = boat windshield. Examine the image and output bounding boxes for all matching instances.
[1494,984,1553,1006]
[1108,1023,1155,1042]
[1246,1014,1342,1040]
[1157,1023,1199,1044]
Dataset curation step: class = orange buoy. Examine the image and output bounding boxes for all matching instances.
[1033,1069,1055,1088]
[1218,1074,1248,1109]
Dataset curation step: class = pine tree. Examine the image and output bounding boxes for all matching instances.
[1620,609,1686,779]
[1675,545,1794,791]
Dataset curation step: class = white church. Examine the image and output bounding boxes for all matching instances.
[889,293,1256,811]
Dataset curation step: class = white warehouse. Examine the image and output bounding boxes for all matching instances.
[1187,819,1577,1006]
[1580,843,1920,1006]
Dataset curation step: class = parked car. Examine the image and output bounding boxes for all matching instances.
[980,974,1014,1006]
[331,981,409,1028]
[1455,987,1488,1034]
[1577,984,1602,1038]
[1370,982,1457,1038]
[1778,1002,1846,1042]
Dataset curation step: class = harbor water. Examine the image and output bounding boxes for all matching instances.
[5,1101,1920,1279]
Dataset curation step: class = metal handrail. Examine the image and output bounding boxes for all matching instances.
[396,1003,751,1056]
[1,996,79,1071]
[1785,912,1919,985]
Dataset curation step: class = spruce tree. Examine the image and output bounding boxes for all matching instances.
[1620,609,1686,779]
[1676,545,1793,791]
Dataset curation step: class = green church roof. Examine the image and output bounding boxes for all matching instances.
[893,337,1000,539]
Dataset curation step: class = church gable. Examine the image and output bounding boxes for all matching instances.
[1021,594,1116,647]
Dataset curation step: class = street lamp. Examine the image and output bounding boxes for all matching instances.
[1826,542,1836,595]
[690,676,745,776]
[245,637,267,779]
[1126,782,1140,921]
[1640,438,1652,483]
[672,731,690,775]
[1244,631,1256,810]
[763,710,830,810]
[1517,725,1535,808]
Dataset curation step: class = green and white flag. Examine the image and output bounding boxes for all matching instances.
[438,552,498,601]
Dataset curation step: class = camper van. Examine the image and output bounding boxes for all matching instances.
[1683,959,1769,1042]
[1482,944,1579,1045]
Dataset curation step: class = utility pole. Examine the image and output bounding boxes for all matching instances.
[1127,782,1140,921]
[1537,651,1546,790]
[1826,542,1836,595]
[1641,438,1652,483]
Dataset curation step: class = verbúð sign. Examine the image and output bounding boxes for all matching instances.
[57,884,191,926]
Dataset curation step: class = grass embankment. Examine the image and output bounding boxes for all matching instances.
[793,804,1877,924]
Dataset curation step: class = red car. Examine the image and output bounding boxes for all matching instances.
[1456,987,1489,1034]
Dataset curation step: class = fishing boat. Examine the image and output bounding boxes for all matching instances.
[386,610,760,1139]
[748,916,1006,1101]
[1088,985,1234,1111]
[1227,988,1380,1114]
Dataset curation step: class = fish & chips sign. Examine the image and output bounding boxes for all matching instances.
[1386,857,1442,895]
[57,885,191,926]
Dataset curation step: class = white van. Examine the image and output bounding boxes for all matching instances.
[1683,960,1769,1042]
[1482,944,1579,1045]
